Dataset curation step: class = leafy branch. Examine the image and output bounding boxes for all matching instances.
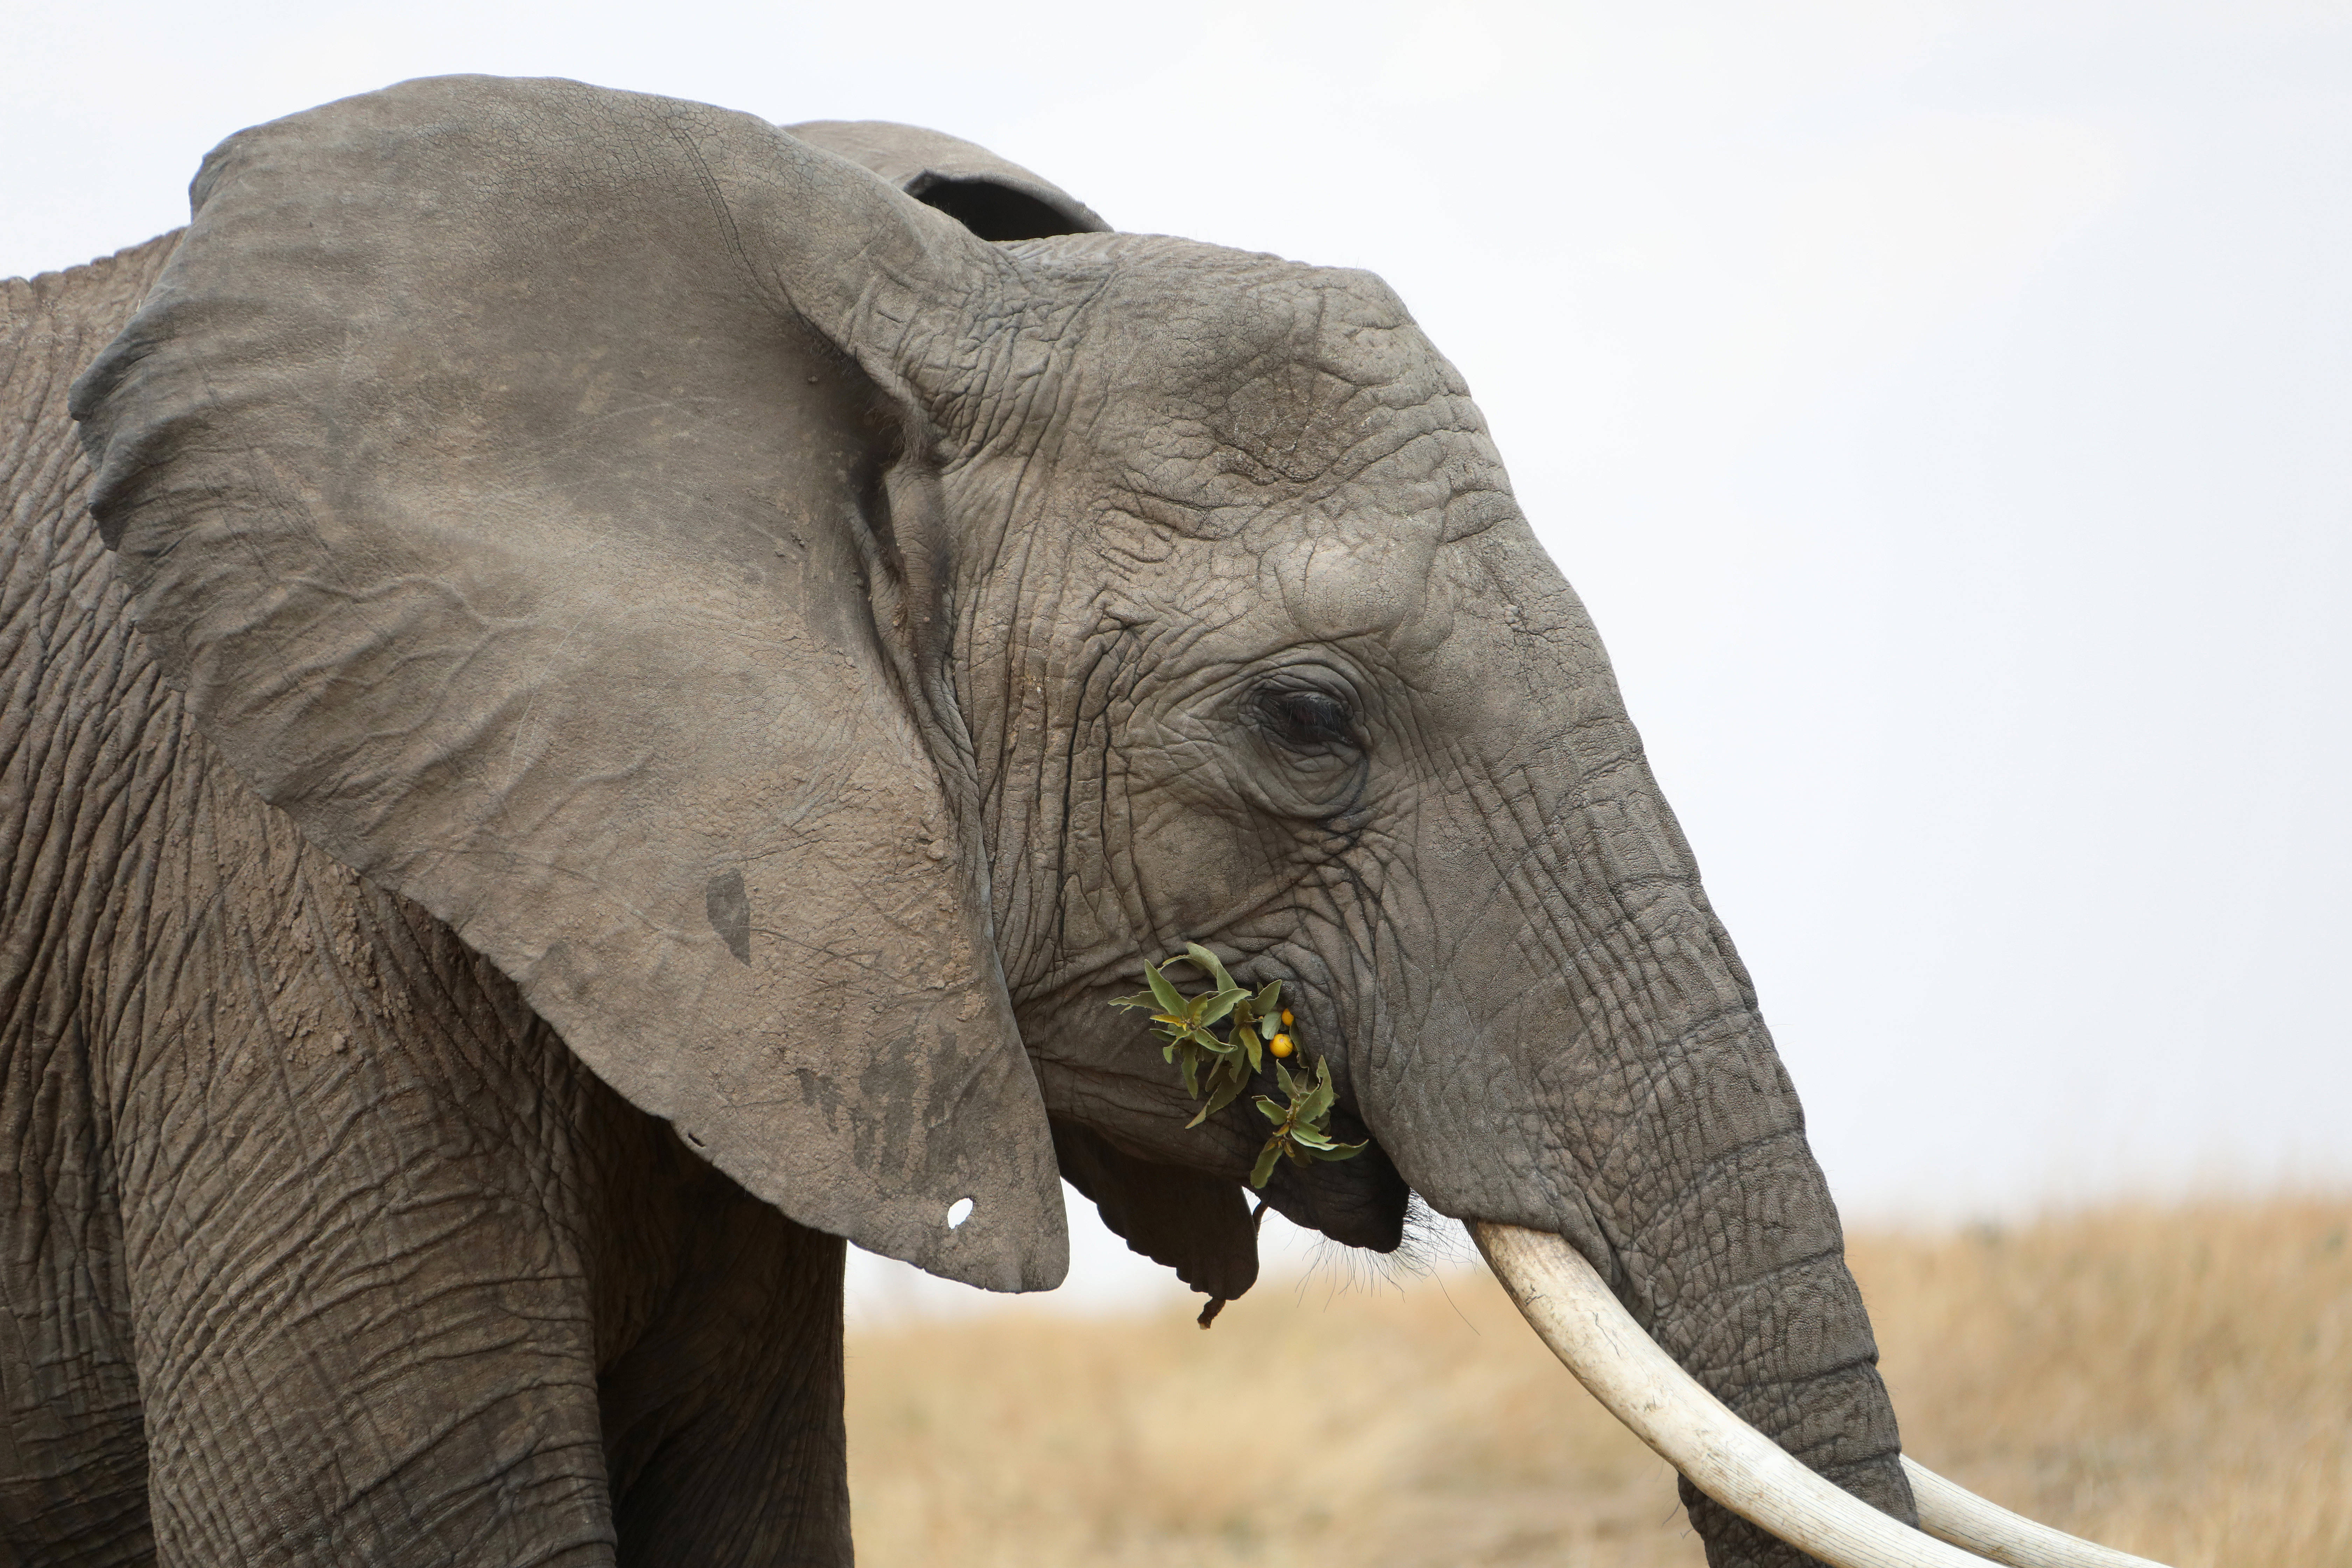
[1110,942,1366,1188]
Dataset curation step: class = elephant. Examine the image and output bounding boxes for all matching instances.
[0,74,2155,1568]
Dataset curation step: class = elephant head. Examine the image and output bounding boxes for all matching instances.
[70,76,2153,1568]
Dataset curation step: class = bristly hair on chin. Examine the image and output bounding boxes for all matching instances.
[1284,1195,1474,1304]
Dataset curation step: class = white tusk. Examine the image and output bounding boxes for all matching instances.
[1470,1222,2171,1568]
[1901,1458,2162,1568]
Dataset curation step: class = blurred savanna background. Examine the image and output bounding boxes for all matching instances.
[846,1200,2351,1567]
[8,1,2348,1563]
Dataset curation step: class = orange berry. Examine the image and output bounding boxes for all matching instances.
[1269,1034,1294,1058]
[1280,1009,1294,1026]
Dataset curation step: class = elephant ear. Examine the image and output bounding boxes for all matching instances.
[786,119,1111,239]
[69,75,1067,1291]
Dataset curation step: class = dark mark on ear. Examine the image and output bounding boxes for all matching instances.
[706,869,751,965]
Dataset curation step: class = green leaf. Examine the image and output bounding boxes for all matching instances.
[1254,980,1283,1016]
[1108,989,1159,1012]
[1250,1140,1283,1189]
[1310,1140,1368,1161]
[1299,1068,1336,1127]
[1254,1095,1287,1126]
[1179,1052,1201,1100]
[1275,1060,1300,1101]
[1143,960,1185,1015]
[1242,1028,1263,1073]
[1259,1014,1279,1040]
[1194,1078,1247,1125]
[1288,1124,1336,1150]
[1182,942,1239,995]
[1197,987,1249,1027]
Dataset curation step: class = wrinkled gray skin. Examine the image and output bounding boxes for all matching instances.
[1,77,1911,1566]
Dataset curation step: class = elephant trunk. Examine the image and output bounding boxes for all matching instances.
[1566,995,1917,1568]
[1361,725,1914,1564]
[1377,766,2165,1566]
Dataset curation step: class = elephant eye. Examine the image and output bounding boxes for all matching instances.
[1256,686,1357,751]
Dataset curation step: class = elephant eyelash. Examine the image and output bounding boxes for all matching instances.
[1254,686,1359,752]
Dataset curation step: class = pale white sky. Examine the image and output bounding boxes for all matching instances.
[8,1,2347,1318]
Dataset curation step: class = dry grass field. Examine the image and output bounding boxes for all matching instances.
[844,1199,2351,1567]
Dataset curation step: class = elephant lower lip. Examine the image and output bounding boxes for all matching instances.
[1257,1134,1408,1252]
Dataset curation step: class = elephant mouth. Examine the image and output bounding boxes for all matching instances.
[1259,1111,1410,1253]
[1475,1223,2169,1568]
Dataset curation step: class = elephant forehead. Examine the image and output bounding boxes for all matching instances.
[1065,245,1505,530]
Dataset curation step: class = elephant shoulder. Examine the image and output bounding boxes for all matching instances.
[2,230,214,1043]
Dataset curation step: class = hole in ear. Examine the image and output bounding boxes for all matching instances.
[946,1197,975,1229]
[910,177,1094,241]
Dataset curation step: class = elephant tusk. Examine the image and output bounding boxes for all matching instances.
[1898,1458,2163,1568]
[1470,1223,2171,1568]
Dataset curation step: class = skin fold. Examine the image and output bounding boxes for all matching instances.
[4,77,1910,1566]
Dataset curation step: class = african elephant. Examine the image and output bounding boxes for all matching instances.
[1,74,2150,1568]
